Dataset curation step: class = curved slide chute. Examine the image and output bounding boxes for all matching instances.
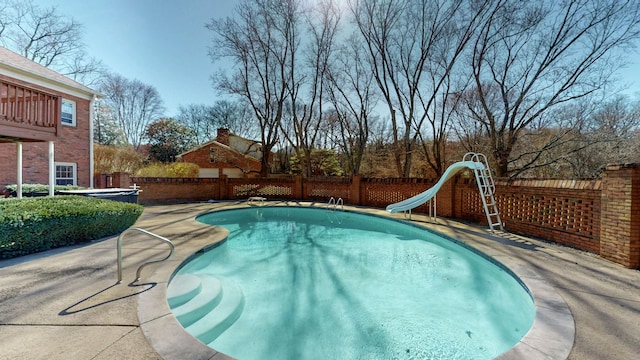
[386,161,484,214]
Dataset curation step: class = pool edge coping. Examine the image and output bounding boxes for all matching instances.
[137,203,575,360]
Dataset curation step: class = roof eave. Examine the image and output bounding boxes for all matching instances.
[0,62,101,100]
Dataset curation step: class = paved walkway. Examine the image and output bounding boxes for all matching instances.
[0,202,638,359]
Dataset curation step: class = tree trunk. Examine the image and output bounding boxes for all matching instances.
[402,144,412,178]
[260,144,274,178]
[494,148,510,177]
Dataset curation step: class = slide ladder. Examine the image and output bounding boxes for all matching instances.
[463,153,503,232]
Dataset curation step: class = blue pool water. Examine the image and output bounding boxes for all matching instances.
[169,207,535,360]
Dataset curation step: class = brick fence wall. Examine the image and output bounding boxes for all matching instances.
[455,178,602,253]
[102,164,640,268]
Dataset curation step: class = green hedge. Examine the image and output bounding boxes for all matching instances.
[0,196,144,259]
[3,184,85,197]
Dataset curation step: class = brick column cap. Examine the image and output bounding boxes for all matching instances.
[604,163,640,171]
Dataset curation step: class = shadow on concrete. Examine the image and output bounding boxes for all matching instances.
[59,281,156,316]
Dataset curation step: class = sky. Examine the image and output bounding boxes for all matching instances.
[35,0,237,117]
[33,0,640,118]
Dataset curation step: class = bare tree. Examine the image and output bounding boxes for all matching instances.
[562,95,640,177]
[61,51,106,87]
[177,101,259,145]
[209,100,258,140]
[176,104,216,145]
[359,118,397,177]
[351,0,494,177]
[208,0,299,177]
[93,100,126,146]
[0,1,12,39]
[276,0,341,177]
[466,0,640,177]
[325,32,379,175]
[99,73,165,150]
[0,0,105,85]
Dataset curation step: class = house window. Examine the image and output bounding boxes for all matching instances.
[61,99,76,126]
[55,162,76,185]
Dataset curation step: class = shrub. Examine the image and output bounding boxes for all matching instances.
[290,149,344,176]
[94,144,145,174]
[0,196,144,259]
[135,162,199,177]
[3,184,85,197]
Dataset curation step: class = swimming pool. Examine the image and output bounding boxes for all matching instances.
[167,207,535,359]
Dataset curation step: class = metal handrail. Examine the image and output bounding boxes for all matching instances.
[117,227,175,284]
[326,197,344,211]
[327,197,336,209]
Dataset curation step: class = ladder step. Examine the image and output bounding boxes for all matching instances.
[472,153,502,232]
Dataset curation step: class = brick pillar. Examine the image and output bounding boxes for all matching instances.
[219,174,228,199]
[600,163,640,268]
[294,175,303,200]
[350,174,362,205]
[94,173,105,188]
[112,172,131,189]
[436,174,458,217]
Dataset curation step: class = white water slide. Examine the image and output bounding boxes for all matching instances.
[386,153,504,231]
[385,161,483,214]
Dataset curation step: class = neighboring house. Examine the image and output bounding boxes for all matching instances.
[178,128,263,178]
[0,46,99,195]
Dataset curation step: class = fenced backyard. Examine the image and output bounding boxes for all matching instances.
[98,163,640,269]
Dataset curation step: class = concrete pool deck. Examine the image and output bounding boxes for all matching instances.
[0,201,638,359]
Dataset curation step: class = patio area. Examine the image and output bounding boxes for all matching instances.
[0,201,638,359]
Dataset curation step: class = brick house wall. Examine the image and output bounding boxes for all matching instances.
[179,129,262,178]
[0,47,97,188]
[0,76,92,187]
[180,142,261,178]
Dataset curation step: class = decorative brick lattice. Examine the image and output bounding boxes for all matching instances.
[230,179,294,198]
[256,185,293,196]
[362,178,436,212]
[306,177,350,200]
[231,184,261,197]
[308,187,349,199]
[458,179,601,253]
[503,195,596,236]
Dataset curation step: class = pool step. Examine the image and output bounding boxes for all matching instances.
[166,274,202,308]
[186,277,245,345]
[171,275,223,327]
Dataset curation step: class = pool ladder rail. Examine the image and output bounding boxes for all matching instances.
[463,152,504,232]
[116,227,175,284]
[326,197,344,211]
[326,197,344,224]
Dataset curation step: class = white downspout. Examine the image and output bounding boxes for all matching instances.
[49,141,55,196]
[16,142,22,199]
[89,95,96,189]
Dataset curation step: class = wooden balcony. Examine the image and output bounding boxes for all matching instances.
[0,80,60,143]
